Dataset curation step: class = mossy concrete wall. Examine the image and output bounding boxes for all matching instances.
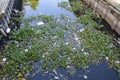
[84,0,120,35]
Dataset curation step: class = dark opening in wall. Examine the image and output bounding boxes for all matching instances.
[13,0,23,11]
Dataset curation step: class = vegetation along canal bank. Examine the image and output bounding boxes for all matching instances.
[0,0,120,80]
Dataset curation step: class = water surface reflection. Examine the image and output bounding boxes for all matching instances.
[30,62,120,80]
[24,0,75,19]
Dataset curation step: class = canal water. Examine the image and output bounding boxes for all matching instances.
[24,0,75,19]
[24,0,120,80]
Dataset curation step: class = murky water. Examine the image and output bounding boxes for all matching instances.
[24,0,120,80]
[29,62,120,80]
[24,0,75,19]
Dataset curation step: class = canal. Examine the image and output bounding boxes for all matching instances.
[0,0,120,80]
[23,0,120,80]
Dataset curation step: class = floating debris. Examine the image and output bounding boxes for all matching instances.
[1,13,120,80]
[37,21,44,25]
[83,74,88,79]
[36,30,40,33]
[115,61,120,64]
[54,76,59,80]
[44,71,49,74]
[24,49,28,52]
[83,52,89,56]
[79,28,84,32]
[13,9,19,13]
[57,19,60,21]
[53,69,58,75]
[42,55,45,58]
[2,58,7,62]
[65,42,68,45]
[72,47,76,50]
[81,48,84,51]
[117,38,120,44]
[17,72,23,78]
[105,57,109,60]
[6,28,11,33]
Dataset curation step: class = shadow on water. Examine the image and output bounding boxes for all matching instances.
[100,19,120,38]
[23,0,120,80]
[0,0,23,51]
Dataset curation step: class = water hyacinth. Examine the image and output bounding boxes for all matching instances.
[59,0,120,75]
[1,0,120,79]
[1,14,85,79]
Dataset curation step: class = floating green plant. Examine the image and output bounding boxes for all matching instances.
[58,1,72,11]
[1,0,120,79]
[59,0,120,75]
[71,0,120,74]
[1,14,85,79]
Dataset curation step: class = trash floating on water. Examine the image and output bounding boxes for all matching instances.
[42,55,45,58]
[44,71,49,74]
[37,21,44,25]
[2,58,7,62]
[54,76,59,80]
[2,13,120,80]
[65,42,68,45]
[53,69,58,75]
[79,28,84,32]
[83,74,88,79]
[105,57,109,60]
[6,28,11,33]
[117,38,120,44]
[13,9,19,13]
[72,47,76,50]
[83,52,89,56]
[39,13,42,15]
[81,48,84,51]
[17,72,23,78]
[24,49,28,52]
[57,19,60,21]
[115,61,120,64]
[36,30,40,33]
